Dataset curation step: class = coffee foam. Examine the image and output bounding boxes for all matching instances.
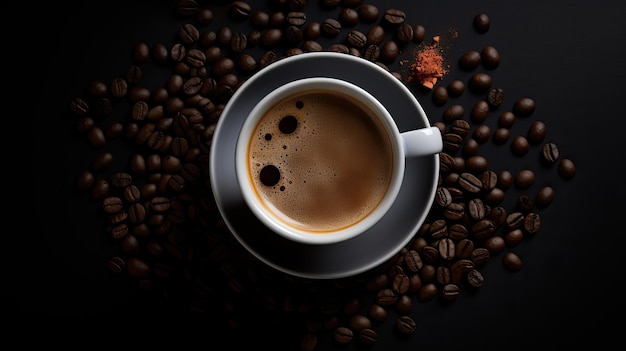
[247,91,393,233]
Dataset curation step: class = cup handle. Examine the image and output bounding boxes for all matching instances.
[400,126,443,157]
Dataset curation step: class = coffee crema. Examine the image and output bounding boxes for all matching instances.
[247,90,394,233]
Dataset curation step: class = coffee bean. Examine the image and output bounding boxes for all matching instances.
[334,327,353,344]
[487,88,504,108]
[505,212,525,230]
[528,120,547,143]
[179,23,200,44]
[505,229,524,246]
[459,172,482,193]
[493,127,510,144]
[559,158,576,179]
[535,186,555,208]
[515,169,535,189]
[498,111,516,128]
[513,97,536,117]
[468,72,492,94]
[459,50,481,70]
[542,142,560,164]
[471,100,490,123]
[471,219,496,240]
[366,25,385,45]
[473,13,491,33]
[357,4,379,23]
[511,135,530,155]
[396,316,416,335]
[107,256,126,273]
[503,251,522,271]
[443,104,465,122]
[481,45,500,69]
[432,86,448,106]
[321,18,342,36]
[383,9,405,26]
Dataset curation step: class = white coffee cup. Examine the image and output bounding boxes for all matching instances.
[235,77,442,245]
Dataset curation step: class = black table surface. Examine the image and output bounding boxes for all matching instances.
[16,0,626,348]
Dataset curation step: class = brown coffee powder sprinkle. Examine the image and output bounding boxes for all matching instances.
[406,35,452,89]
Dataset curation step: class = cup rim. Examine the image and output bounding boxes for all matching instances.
[235,76,405,245]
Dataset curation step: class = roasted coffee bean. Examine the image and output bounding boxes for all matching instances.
[102,196,124,214]
[459,50,481,70]
[447,79,465,97]
[363,44,380,61]
[376,288,398,306]
[542,142,560,164]
[321,18,342,36]
[339,8,359,27]
[523,212,541,234]
[287,11,307,26]
[417,283,438,302]
[438,238,455,261]
[412,24,426,43]
[179,23,199,44]
[456,238,475,259]
[435,187,452,207]
[443,133,463,152]
[503,251,522,271]
[535,186,555,208]
[260,28,283,47]
[487,87,504,107]
[470,248,490,265]
[481,45,500,69]
[466,155,488,172]
[327,43,349,54]
[497,170,513,190]
[301,40,323,52]
[429,219,447,239]
[473,12,491,33]
[91,151,113,171]
[468,72,492,94]
[448,224,469,240]
[498,111,516,128]
[404,250,423,272]
[462,138,480,157]
[450,259,474,284]
[107,256,125,273]
[392,273,410,294]
[471,219,496,240]
[505,212,525,230]
[505,229,524,246]
[515,169,535,189]
[485,236,505,254]
[111,172,132,188]
[513,97,536,117]
[230,32,247,53]
[466,269,485,288]
[357,3,379,23]
[334,327,353,344]
[229,1,252,20]
[493,127,510,144]
[487,206,508,226]
[420,246,439,265]
[301,334,317,351]
[528,120,547,143]
[347,30,367,48]
[395,23,413,43]
[468,198,486,220]
[511,135,530,155]
[366,25,385,45]
[459,172,482,193]
[383,8,406,26]
[484,188,505,205]
[471,100,490,123]
[442,104,465,122]
[481,171,498,190]
[358,328,378,346]
[443,202,465,221]
[380,40,399,63]
[432,86,448,106]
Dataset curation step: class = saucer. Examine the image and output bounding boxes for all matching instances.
[209,52,439,279]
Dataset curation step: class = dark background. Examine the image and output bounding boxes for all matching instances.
[15,0,625,348]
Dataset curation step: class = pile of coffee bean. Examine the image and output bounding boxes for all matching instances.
[68,1,575,349]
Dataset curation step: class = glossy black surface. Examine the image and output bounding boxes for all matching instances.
[18,0,626,349]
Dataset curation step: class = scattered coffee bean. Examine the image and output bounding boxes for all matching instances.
[473,13,491,33]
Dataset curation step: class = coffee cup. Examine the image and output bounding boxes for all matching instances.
[235,77,442,245]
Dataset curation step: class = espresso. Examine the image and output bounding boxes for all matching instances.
[247,90,394,233]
